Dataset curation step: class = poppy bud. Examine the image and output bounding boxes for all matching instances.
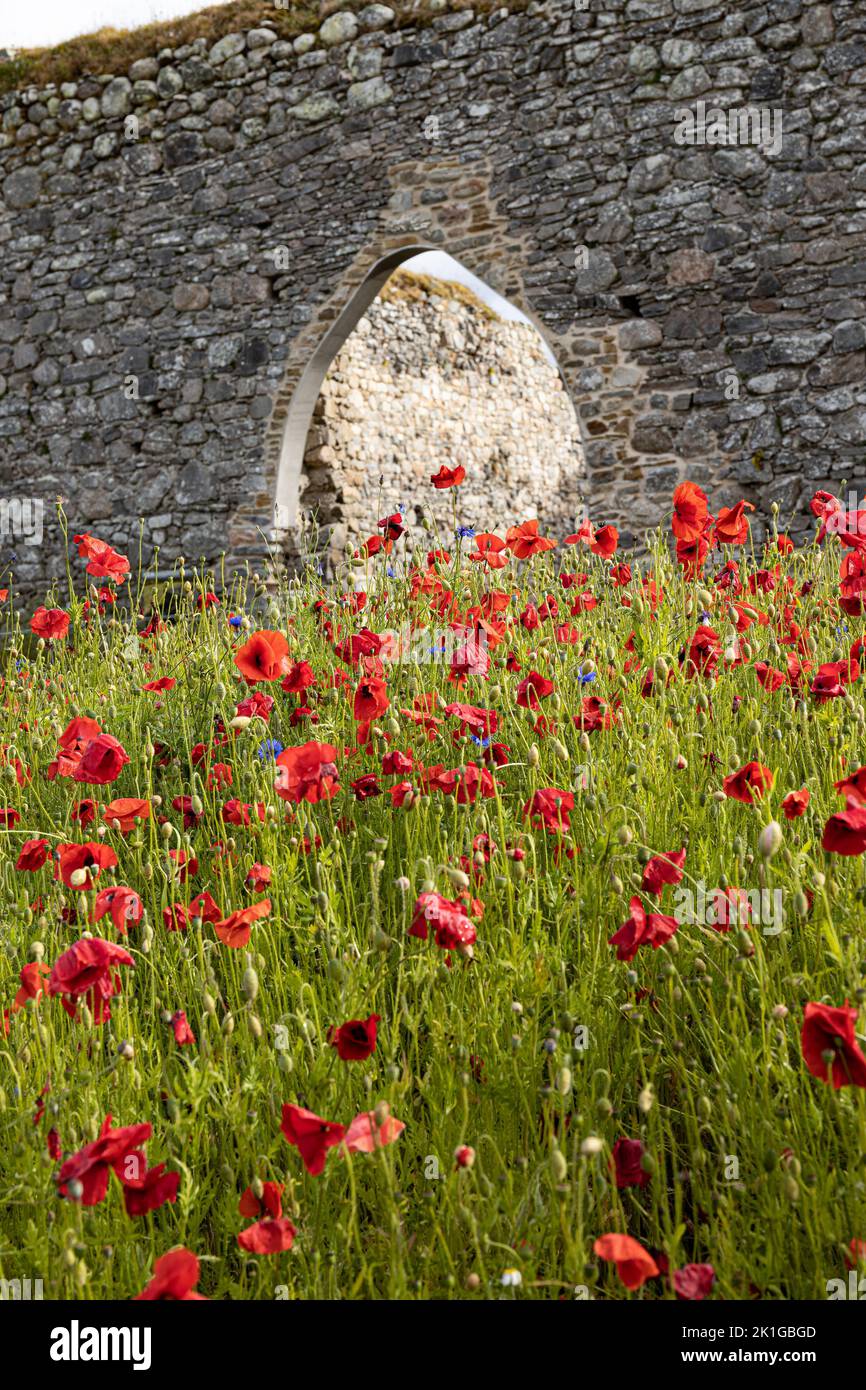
[638,1085,654,1114]
[374,1099,390,1126]
[758,821,783,860]
[222,1013,235,1036]
[230,715,251,730]
[242,963,259,1002]
[69,868,88,888]
[580,1136,604,1157]
[454,1145,475,1169]
[551,1147,568,1183]
[446,867,470,890]
[527,744,539,767]
[616,825,633,846]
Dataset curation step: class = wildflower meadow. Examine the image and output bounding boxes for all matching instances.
[2,477,866,1307]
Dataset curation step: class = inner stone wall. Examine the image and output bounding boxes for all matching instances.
[297,270,585,562]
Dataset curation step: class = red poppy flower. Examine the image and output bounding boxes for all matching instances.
[274,741,339,804]
[781,788,810,819]
[239,1181,284,1220]
[234,629,290,684]
[822,807,866,856]
[73,734,130,785]
[103,797,150,832]
[430,464,465,488]
[590,523,619,558]
[342,1109,405,1153]
[57,1114,152,1205]
[505,519,557,559]
[801,1001,866,1088]
[516,671,554,710]
[12,962,50,1012]
[47,937,134,1025]
[170,1010,196,1045]
[237,1217,297,1253]
[282,660,317,694]
[16,838,50,872]
[523,788,575,834]
[674,1264,716,1300]
[722,761,774,803]
[834,768,866,807]
[280,1103,346,1176]
[611,1137,650,1189]
[594,1233,660,1290]
[353,676,389,723]
[641,847,686,896]
[142,676,176,692]
[214,897,271,949]
[329,1013,380,1061]
[671,481,709,543]
[245,862,272,892]
[122,1163,180,1217]
[135,1248,207,1300]
[92,885,143,934]
[56,841,118,889]
[714,499,754,545]
[608,897,679,962]
[30,606,70,640]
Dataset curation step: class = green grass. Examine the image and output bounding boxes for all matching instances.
[0,500,865,1300]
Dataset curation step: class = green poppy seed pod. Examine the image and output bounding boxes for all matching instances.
[551,1147,568,1183]
[527,744,539,767]
[277,1051,293,1073]
[242,964,259,1002]
[616,824,633,846]
[610,873,624,895]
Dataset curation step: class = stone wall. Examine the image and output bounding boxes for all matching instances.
[297,269,584,562]
[1,0,865,603]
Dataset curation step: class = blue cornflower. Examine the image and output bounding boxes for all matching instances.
[578,670,596,685]
[470,734,491,749]
[456,526,475,539]
[700,611,711,624]
[229,614,243,628]
[257,739,284,762]
[387,566,396,578]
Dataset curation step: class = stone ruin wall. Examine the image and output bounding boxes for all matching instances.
[297,270,585,562]
[0,0,864,605]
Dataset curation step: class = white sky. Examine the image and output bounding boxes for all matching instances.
[3,0,234,49]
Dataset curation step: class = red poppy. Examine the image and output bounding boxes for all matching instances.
[234,629,290,684]
[409,892,477,951]
[353,676,389,723]
[714,499,754,545]
[122,1163,180,1217]
[282,660,317,694]
[103,797,150,832]
[12,962,50,1012]
[274,741,339,804]
[239,1182,284,1220]
[56,841,118,890]
[611,1138,650,1189]
[246,862,272,892]
[430,464,465,488]
[30,606,70,640]
[523,788,575,834]
[801,1001,866,1089]
[505,519,557,559]
[641,847,686,896]
[280,1103,346,1176]
[170,1010,196,1045]
[57,1114,152,1205]
[73,733,130,785]
[822,807,866,856]
[594,1233,660,1290]
[142,676,176,692]
[342,1109,405,1153]
[135,1248,207,1300]
[330,1013,380,1061]
[238,1217,297,1253]
[47,937,134,1026]
[214,897,271,949]
[516,671,554,710]
[674,1264,716,1300]
[781,788,810,819]
[92,885,144,934]
[590,523,619,558]
[671,481,709,543]
[609,897,679,962]
[16,837,50,872]
[722,761,774,804]
[834,768,866,807]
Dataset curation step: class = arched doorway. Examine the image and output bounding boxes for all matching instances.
[271,245,585,572]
